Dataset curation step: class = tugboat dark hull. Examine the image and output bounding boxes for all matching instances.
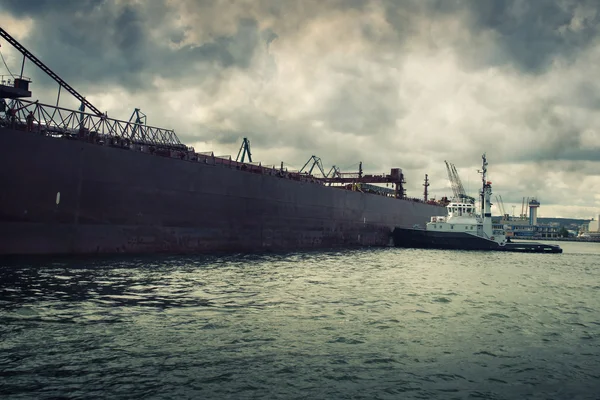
[392,227,500,250]
[392,228,563,253]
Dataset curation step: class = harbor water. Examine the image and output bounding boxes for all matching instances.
[1,241,599,399]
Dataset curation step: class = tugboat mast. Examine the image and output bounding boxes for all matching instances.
[481,154,492,218]
[479,154,488,216]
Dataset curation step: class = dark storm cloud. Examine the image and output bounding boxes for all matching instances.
[380,0,600,73]
[7,0,597,93]
[0,0,266,90]
[4,0,599,84]
[0,0,104,16]
[465,0,600,72]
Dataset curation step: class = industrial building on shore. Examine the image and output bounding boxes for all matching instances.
[495,197,561,239]
[579,215,600,239]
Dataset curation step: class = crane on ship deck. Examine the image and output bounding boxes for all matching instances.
[300,155,327,177]
[322,161,406,198]
[0,26,185,148]
[0,27,103,116]
[236,137,252,163]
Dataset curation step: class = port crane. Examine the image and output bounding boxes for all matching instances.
[520,196,530,219]
[445,160,475,203]
[495,195,507,217]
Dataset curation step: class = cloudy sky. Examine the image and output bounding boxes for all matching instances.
[1,0,599,219]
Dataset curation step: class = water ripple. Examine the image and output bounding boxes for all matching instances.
[1,243,599,399]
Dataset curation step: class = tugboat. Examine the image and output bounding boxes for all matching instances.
[392,154,563,253]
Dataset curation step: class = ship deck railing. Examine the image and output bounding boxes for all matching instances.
[0,103,328,183]
[4,98,184,149]
[0,99,447,204]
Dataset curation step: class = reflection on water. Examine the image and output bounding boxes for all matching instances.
[1,243,599,399]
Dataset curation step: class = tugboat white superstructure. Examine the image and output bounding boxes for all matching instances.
[392,154,563,253]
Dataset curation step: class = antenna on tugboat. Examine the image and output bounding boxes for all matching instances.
[477,153,488,216]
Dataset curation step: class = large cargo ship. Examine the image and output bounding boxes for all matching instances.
[0,27,445,256]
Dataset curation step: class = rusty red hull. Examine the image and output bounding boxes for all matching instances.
[0,128,444,255]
